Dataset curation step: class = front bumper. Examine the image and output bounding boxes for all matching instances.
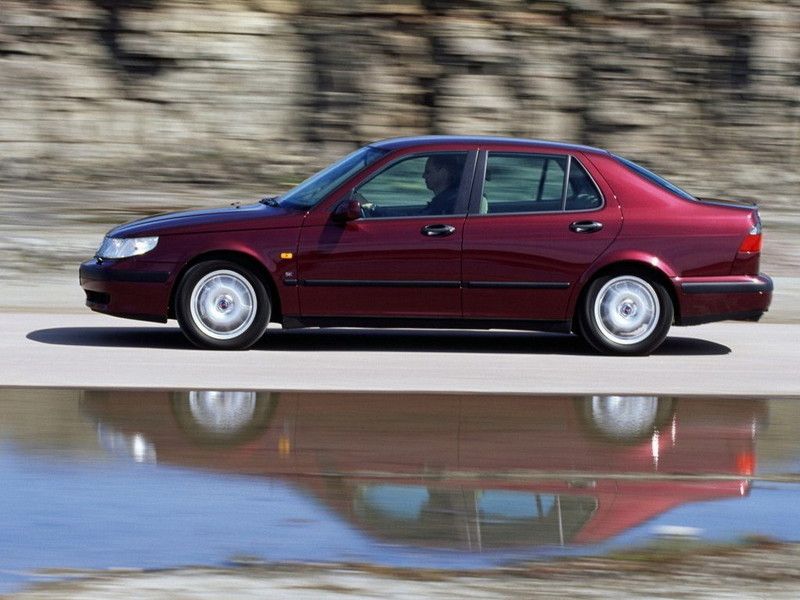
[674,274,773,326]
[79,258,176,323]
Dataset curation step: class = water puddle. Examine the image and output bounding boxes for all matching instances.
[1,388,799,592]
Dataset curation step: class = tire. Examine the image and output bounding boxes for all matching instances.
[579,273,673,355]
[176,260,271,349]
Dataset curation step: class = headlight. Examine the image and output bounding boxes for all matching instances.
[97,236,159,259]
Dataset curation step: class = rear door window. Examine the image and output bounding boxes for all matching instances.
[481,154,567,214]
[565,159,603,211]
[477,152,603,214]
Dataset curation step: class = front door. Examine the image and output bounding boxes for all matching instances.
[298,151,474,319]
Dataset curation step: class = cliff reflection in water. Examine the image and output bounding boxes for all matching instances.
[81,390,765,551]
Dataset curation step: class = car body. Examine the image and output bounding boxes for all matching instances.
[79,136,772,354]
[81,390,765,549]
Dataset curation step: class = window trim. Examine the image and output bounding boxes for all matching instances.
[349,150,478,221]
[468,151,605,217]
[560,155,571,211]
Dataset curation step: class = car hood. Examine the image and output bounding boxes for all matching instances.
[108,202,305,237]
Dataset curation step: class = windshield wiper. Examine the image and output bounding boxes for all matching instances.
[260,195,280,207]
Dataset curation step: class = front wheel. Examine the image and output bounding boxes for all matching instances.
[176,260,271,349]
[579,273,673,355]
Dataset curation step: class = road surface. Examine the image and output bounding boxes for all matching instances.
[1,311,797,395]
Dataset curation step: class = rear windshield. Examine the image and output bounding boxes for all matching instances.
[613,154,696,201]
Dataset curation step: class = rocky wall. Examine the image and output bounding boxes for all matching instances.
[0,0,798,205]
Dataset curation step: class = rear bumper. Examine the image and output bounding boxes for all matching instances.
[79,259,175,323]
[674,274,773,326]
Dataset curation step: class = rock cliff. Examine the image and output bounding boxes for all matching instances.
[1,0,798,205]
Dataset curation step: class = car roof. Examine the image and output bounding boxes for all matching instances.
[369,135,610,155]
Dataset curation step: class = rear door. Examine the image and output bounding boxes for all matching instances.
[461,149,622,321]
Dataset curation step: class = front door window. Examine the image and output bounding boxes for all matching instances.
[356,152,469,218]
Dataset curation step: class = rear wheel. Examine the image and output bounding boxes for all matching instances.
[176,260,270,349]
[579,273,673,355]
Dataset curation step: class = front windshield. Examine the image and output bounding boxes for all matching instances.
[613,154,696,201]
[277,146,388,209]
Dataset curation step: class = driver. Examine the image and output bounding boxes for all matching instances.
[422,155,462,215]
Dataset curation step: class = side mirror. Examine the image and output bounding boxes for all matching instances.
[332,197,362,223]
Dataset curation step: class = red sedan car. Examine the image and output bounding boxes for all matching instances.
[79,136,772,354]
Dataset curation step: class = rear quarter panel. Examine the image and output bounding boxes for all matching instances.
[584,153,751,280]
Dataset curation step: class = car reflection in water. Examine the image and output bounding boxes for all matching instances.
[81,391,765,551]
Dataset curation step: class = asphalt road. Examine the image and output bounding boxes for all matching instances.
[2,311,797,396]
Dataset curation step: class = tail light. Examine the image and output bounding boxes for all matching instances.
[738,214,762,254]
[731,212,762,275]
[736,451,756,476]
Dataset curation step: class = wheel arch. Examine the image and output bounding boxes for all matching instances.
[168,250,282,323]
[570,260,679,333]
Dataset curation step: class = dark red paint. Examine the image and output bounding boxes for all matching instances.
[79,136,772,351]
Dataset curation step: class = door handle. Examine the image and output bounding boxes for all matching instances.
[569,220,603,233]
[421,224,456,237]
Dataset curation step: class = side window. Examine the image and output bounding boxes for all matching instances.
[356,152,468,218]
[481,154,566,214]
[565,160,603,211]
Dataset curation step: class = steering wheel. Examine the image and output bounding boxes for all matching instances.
[354,192,374,217]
